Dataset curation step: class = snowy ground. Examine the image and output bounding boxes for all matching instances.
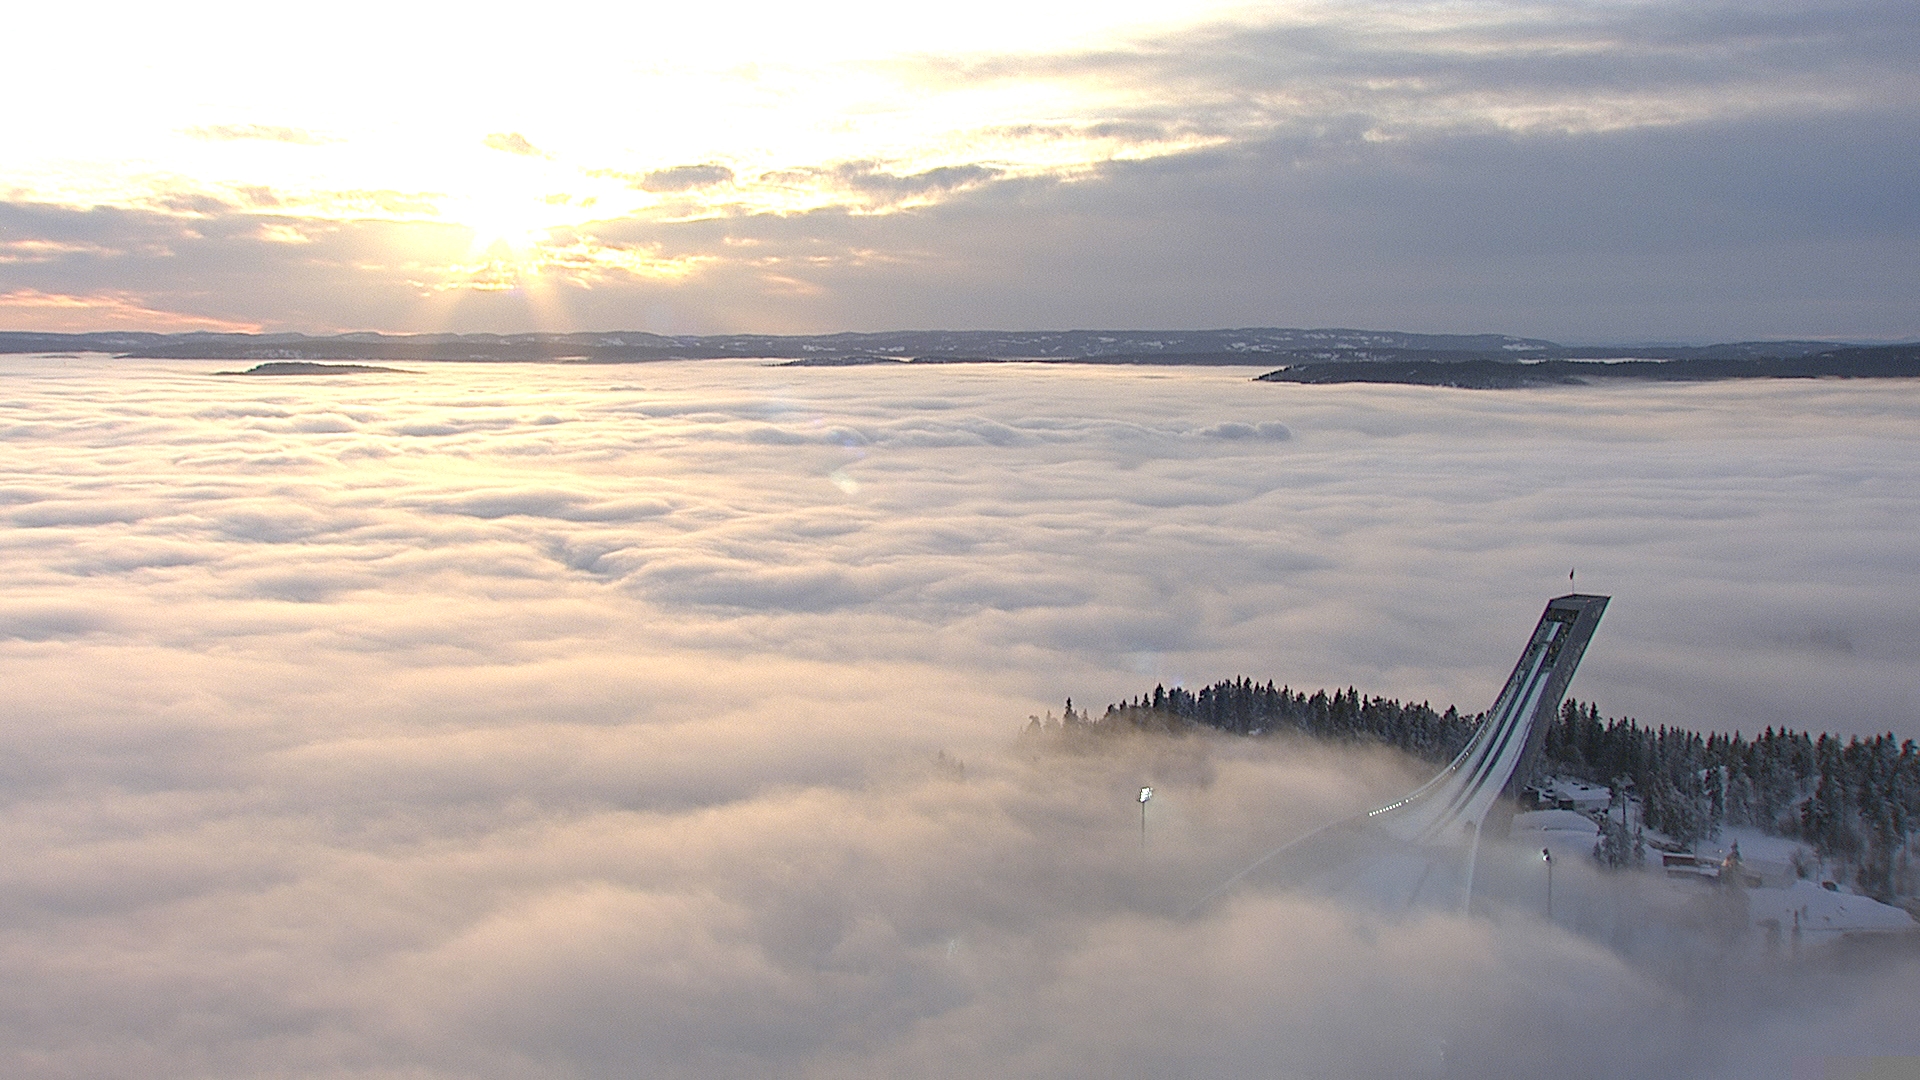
[1507,805,1916,948]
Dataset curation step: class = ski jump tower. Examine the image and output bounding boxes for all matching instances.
[1371,592,1609,846]
[1198,594,1609,914]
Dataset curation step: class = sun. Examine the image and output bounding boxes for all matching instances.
[458,192,555,259]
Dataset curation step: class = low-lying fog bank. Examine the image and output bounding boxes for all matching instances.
[1,356,1916,1076]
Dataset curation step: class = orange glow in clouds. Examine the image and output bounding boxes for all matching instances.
[0,290,261,333]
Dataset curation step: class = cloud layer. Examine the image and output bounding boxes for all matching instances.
[3,1,1917,336]
[1,358,1917,1076]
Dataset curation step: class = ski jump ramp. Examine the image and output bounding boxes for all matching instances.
[1193,594,1609,915]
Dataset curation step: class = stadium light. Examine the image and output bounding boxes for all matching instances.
[1139,786,1152,847]
[1543,847,1554,922]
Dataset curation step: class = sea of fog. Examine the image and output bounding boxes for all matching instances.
[1,355,1916,1078]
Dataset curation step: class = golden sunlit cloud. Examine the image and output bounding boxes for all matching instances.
[184,123,337,145]
[0,289,261,333]
[0,1,1366,259]
[483,132,546,158]
[3,0,1910,334]
[0,239,120,263]
[255,222,314,245]
[8,0,1881,265]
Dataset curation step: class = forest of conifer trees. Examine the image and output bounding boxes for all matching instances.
[1046,679,1919,901]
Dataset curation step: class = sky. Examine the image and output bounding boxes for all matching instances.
[3,0,1917,340]
[2,357,1918,1076]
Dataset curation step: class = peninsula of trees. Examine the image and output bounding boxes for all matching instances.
[1254,346,1920,387]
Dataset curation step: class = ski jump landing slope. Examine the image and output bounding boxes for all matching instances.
[1196,594,1609,915]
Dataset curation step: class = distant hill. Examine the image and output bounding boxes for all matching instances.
[0,327,1564,363]
[2,328,1898,369]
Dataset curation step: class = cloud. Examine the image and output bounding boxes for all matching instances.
[1200,421,1291,441]
[634,164,736,193]
[184,124,335,145]
[0,288,260,333]
[3,1,1917,337]
[0,358,1916,1076]
[828,162,1003,199]
[12,84,1917,340]
[417,488,675,523]
[483,131,543,157]
[0,200,470,332]
[6,0,1920,339]
[558,106,1919,339]
[0,600,119,640]
[938,0,1920,141]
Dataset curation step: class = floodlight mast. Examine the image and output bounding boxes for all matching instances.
[1543,847,1554,922]
[1139,786,1153,847]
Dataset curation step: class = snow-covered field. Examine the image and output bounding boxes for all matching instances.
[1511,809,1914,946]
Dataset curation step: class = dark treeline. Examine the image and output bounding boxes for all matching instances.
[1086,679,1479,763]
[1073,679,1919,899]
